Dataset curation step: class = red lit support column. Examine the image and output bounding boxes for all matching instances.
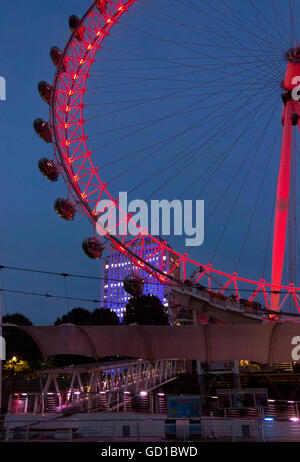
[271,101,293,309]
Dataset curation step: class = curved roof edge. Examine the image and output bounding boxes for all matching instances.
[18,323,300,365]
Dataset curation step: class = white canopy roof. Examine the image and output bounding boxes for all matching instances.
[18,322,300,365]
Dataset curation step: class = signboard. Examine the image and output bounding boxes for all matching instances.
[167,395,201,418]
[217,388,268,409]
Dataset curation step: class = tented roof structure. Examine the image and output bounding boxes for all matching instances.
[18,323,300,365]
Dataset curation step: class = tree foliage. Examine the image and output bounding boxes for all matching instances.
[54,307,90,325]
[55,307,119,325]
[2,313,42,374]
[123,295,169,325]
[89,308,119,325]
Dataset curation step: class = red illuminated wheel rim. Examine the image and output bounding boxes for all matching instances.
[46,0,300,314]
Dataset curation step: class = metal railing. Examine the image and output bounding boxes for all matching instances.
[6,392,300,424]
[7,359,186,415]
[0,417,260,442]
[3,415,300,442]
[7,390,168,415]
[172,286,262,322]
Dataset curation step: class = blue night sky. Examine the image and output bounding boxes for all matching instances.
[0,1,299,323]
[0,0,99,324]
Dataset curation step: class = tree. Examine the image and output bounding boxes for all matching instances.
[123,295,169,325]
[2,313,42,374]
[3,357,31,377]
[3,312,32,326]
[89,308,119,325]
[55,307,120,325]
[55,307,91,325]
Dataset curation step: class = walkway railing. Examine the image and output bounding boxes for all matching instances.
[7,391,300,423]
[8,358,186,415]
[172,286,263,323]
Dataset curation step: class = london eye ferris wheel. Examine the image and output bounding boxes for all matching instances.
[34,0,300,315]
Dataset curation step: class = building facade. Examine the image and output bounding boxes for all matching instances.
[101,237,181,321]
